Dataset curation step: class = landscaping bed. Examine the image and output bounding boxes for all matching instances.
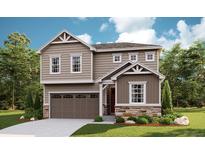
[114,123,183,127]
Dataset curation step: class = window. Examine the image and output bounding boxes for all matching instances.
[71,54,82,73]
[129,81,146,104]
[50,55,61,74]
[113,54,122,63]
[145,52,155,61]
[76,94,86,98]
[129,53,138,62]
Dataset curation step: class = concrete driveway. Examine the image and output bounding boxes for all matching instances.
[0,119,92,137]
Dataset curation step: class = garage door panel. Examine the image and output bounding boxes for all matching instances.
[50,93,99,119]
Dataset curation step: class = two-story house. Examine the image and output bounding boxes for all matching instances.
[38,30,165,119]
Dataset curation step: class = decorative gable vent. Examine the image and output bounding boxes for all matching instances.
[124,64,151,75]
[51,32,79,44]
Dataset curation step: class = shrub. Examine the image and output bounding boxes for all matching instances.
[179,100,189,108]
[138,115,153,123]
[25,91,33,108]
[173,112,183,118]
[127,116,137,122]
[24,108,35,119]
[159,117,173,125]
[0,101,9,110]
[34,108,43,120]
[162,108,173,115]
[162,80,173,114]
[94,116,103,122]
[34,92,41,110]
[196,101,204,108]
[135,117,149,124]
[152,117,160,124]
[15,100,25,110]
[163,114,176,121]
[116,117,125,123]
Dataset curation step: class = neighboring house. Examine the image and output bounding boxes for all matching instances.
[38,30,165,119]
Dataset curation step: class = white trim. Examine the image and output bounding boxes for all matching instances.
[70,53,82,73]
[115,104,161,107]
[96,61,131,82]
[128,52,138,62]
[112,53,122,63]
[51,40,79,44]
[111,62,165,80]
[129,81,147,104]
[41,79,94,84]
[49,54,61,74]
[124,71,152,75]
[99,84,103,116]
[91,52,93,80]
[115,81,117,106]
[145,51,155,61]
[37,30,96,53]
[95,47,162,52]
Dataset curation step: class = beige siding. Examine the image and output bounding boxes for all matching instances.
[117,74,159,104]
[93,50,159,80]
[44,84,99,105]
[41,42,92,81]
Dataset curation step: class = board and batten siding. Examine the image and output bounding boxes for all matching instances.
[93,50,159,80]
[117,74,159,104]
[41,42,92,81]
[44,84,99,105]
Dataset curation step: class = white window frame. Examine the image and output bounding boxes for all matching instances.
[49,54,61,74]
[129,81,146,104]
[145,52,155,61]
[112,53,122,63]
[128,53,138,62]
[70,53,82,73]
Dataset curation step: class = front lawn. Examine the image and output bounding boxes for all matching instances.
[0,110,25,129]
[72,108,205,137]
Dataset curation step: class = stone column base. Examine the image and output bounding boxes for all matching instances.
[43,105,49,118]
[115,106,161,117]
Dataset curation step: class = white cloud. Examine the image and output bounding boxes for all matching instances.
[77,33,92,44]
[109,17,155,33]
[78,17,87,21]
[96,42,102,44]
[110,17,205,49]
[100,23,108,32]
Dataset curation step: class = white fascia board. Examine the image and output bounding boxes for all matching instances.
[41,79,94,84]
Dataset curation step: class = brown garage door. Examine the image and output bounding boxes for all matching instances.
[50,93,99,119]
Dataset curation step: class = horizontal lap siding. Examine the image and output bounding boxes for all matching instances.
[41,43,92,80]
[93,50,158,80]
[44,84,99,105]
[117,74,159,104]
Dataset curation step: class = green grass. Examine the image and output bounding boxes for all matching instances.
[0,110,25,129]
[72,107,205,137]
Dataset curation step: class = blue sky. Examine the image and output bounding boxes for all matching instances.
[0,17,204,49]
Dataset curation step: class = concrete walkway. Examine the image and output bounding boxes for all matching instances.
[0,119,92,137]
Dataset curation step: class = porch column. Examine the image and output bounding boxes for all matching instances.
[99,83,103,116]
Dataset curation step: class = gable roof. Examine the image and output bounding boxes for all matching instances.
[37,30,96,54]
[97,61,165,82]
[92,42,162,52]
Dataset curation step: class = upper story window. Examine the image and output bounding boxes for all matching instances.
[129,53,138,62]
[129,81,146,104]
[145,52,155,61]
[112,53,122,63]
[71,53,82,73]
[50,55,61,74]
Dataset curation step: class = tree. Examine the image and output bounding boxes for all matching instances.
[34,92,41,110]
[162,80,173,113]
[0,33,32,109]
[25,91,33,108]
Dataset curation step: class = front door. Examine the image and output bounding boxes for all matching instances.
[106,87,115,115]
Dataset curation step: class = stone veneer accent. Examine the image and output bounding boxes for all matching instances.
[115,106,161,117]
[43,105,49,118]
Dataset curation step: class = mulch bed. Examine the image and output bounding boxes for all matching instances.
[114,123,183,127]
[16,119,31,122]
